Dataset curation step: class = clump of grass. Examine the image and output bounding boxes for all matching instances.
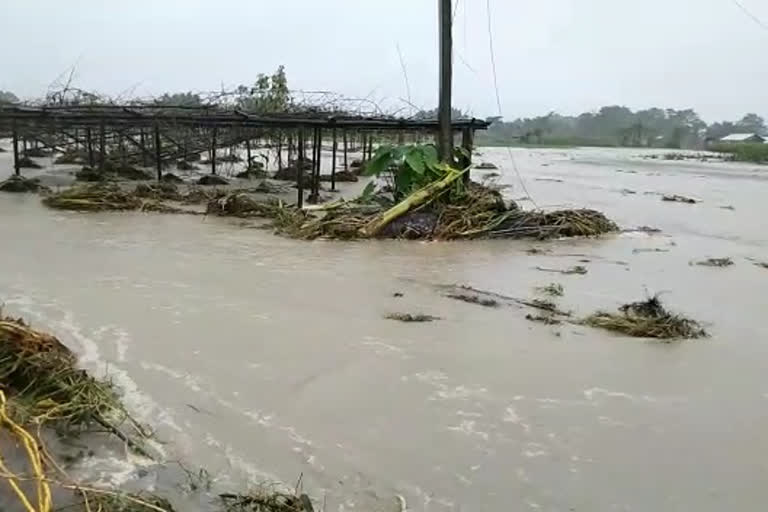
[694,257,734,267]
[536,283,564,297]
[535,265,588,275]
[43,183,143,211]
[219,490,313,512]
[72,490,176,512]
[662,194,697,204]
[446,294,500,308]
[0,175,47,193]
[17,155,43,169]
[385,313,440,323]
[525,314,561,326]
[582,295,707,340]
[0,315,150,454]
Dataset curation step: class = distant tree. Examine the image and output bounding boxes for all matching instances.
[155,92,202,106]
[236,65,291,113]
[0,90,19,104]
[736,113,766,135]
[706,121,738,140]
[413,107,466,120]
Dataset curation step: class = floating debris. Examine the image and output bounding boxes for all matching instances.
[0,175,47,193]
[525,314,562,326]
[662,194,697,204]
[162,173,185,184]
[475,162,498,169]
[620,188,637,195]
[694,257,734,267]
[535,177,564,183]
[43,183,142,211]
[393,292,404,298]
[526,247,550,255]
[219,491,314,512]
[536,283,564,297]
[134,182,184,201]
[385,313,440,323]
[319,170,358,182]
[615,169,637,174]
[236,168,269,180]
[719,205,735,211]
[535,265,588,275]
[176,160,199,171]
[0,314,150,454]
[198,174,230,186]
[446,293,500,308]
[632,248,670,254]
[625,225,662,234]
[54,150,88,165]
[752,260,768,269]
[207,193,285,218]
[582,296,707,340]
[17,155,43,169]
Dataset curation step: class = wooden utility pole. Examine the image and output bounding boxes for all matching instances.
[438,0,453,163]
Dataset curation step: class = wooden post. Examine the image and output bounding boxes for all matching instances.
[12,121,20,176]
[246,137,252,168]
[211,127,218,175]
[277,133,283,171]
[119,133,126,168]
[331,126,337,191]
[343,130,348,170]
[140,129,149,167]
[361,134,367,162]
[154,124,162,180]
[297,130,305,208]
[99,121,106,170]
[367,134,374,161]
[287,133,293,165]
[438,0,453,163]
[461,127,474,184]
[87,127,94,167]
[310,127,321,202]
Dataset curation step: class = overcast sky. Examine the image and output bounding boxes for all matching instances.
[1,0,767,122]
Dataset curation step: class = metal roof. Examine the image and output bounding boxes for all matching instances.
[720,133,764,142]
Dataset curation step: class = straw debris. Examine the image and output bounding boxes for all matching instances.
[43,183,143,211]
[694,257,733,267]
[446,294,500,308]
[582,296,707,340]
[385,313,440,323]
[536,283,564,296]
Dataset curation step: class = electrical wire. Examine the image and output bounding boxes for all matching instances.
[485,0,539,208]
[731,0,768,32]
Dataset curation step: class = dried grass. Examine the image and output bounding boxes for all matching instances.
[582,296,707,340]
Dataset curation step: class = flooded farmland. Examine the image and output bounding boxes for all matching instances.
[1,145,767,511]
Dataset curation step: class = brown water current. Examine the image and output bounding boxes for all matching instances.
[1,144,767,511]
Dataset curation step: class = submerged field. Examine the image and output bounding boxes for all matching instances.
[1,144,767,511]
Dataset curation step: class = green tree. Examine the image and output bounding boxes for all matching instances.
[236,65,291,113]
[0,90,19,104]
[155,92,202,106]
[736,113,766,135]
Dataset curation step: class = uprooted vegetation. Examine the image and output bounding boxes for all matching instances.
[0,314,318,512]
[385,313,440,323]
[217,144,618,241]
[582,295,708,340]
[694,257,734,268]
[43,183,217,212]
[32,143,619,243]
[0,175,49,193]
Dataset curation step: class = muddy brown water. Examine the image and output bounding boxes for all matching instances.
[1,144,768,511]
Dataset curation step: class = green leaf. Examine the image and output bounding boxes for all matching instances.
[405,148,425,175]
[359,181,376,201]
[362,146,394,176]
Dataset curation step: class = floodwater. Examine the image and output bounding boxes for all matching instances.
[1,144,768,511]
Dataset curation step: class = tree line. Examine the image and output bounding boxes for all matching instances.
[477,106,767,148]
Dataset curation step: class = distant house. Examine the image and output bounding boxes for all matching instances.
[719,133,765,144]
